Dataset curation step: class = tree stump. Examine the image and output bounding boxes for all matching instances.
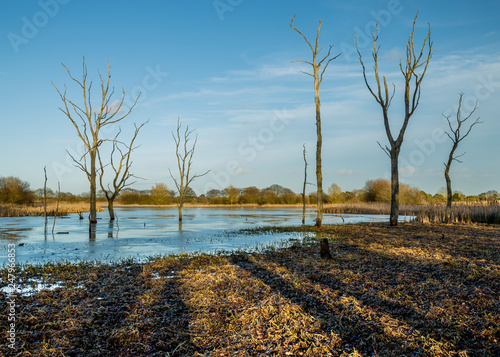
[320,238,332,259]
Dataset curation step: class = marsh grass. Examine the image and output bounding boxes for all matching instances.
[324,202,500,224]
[416,203,500,224]
[1,223,499,356]
[0,202,105,217]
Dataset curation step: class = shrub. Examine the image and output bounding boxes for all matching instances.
[0,177,34,204]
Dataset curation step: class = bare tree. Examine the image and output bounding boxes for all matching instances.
[98,121,147,220]
[443,93,482,223]
[53,57,140,225]
[356,11,434,226]
[169,118,209,222]
[52,182,60,233]
[302,144,308,225]
[43,166,48,233]
[290,16,340,227]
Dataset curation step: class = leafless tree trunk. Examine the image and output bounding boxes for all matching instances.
[443,93,481,223]
[169,118,209,222]
[356,11,434,226]
[291,16,340,228]
[302,144,308,225]
[320,238,332,259]
[52,182,60,233]
[98,121,147,220]
[53,57,139,226]
[43,166,47,233]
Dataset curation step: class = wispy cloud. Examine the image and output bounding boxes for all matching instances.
[334,169,365,176]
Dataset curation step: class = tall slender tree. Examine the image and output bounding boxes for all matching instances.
[169,118,209,222]
[356,11,434,226]
[302,144,308,225]
[290,16,340,227]
[54,57,139,225]
[443,93,481,223]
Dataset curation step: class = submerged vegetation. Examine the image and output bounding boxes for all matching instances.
[1,222,499,356]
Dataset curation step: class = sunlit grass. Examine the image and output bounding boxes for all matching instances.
[0,202,106,217]
[324,202,500,224]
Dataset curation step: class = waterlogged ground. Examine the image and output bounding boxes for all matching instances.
[0,207,398,264]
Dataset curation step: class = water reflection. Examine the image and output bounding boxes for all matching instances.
[89,223,97,241]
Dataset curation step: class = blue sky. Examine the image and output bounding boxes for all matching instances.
[1,0,499,196]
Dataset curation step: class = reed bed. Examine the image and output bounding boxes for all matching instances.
[416,203,500,224]
[324,202,427,216]
[324,202,500,224]
[0,202,105,217]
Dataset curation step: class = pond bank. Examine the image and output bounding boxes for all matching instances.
[1,222,498,356]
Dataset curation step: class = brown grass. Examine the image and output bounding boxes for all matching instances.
[0,202,106,217]
[415,203,500,224]
[1,222,499,356]
[324,202,500,224]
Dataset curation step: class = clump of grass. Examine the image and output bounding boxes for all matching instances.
[416,202,500,224]
[324,202,500,224]
[0,202,105,217]
[324,202,427,216]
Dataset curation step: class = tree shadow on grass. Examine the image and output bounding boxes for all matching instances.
[231,237,499,356]
[230,253,413,355]
[259,236,498,355]
[4,261,196,357]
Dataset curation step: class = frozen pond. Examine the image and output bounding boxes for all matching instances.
[0,206,396,264]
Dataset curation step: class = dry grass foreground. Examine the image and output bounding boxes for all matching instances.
[1,223,499,356]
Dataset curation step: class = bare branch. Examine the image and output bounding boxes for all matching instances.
[290,15,314,53]
[377,141,391,158]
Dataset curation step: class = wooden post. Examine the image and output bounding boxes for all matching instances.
[320,238,332,259]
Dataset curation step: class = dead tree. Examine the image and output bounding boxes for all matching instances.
[169,118,209,222]
[43,166,48,233]
[53,57,139,225]
[443,93,482,223]
[356,11,434,226]
[52,182,60,233]
[291,16,340,227]
[98,121,147,220]
[301,144,314,225]
[302,144,308,225]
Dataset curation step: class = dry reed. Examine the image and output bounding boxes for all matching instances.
[0,202,105,217]
[324,202,500,224]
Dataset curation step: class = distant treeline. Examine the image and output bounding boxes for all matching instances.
[2,176,499,206]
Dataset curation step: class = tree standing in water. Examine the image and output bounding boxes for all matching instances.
[54,57,140,226]
[169,118,209,222]
[356,11,434,226]
[290,16,340,227]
